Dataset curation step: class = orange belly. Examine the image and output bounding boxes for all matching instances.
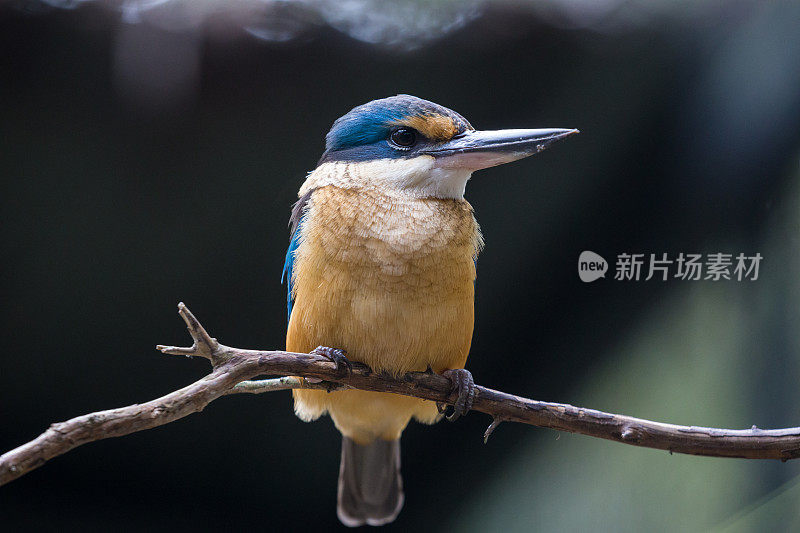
[288,185,481,443]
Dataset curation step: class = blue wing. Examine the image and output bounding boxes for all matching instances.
[282,221,303,320]
[282,189,314,322]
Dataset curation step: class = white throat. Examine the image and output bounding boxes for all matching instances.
[300,157,473,200]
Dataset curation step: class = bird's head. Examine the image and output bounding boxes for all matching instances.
[308,95,577,199]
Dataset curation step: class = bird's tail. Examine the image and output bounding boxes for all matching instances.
[337,436,404,527]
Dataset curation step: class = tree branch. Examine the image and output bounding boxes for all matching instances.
[2,303,799,487]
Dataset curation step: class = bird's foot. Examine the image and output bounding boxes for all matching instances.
[310,345,352,375]
[439,368,476,422]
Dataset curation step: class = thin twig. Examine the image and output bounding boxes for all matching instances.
[2,303,799,487]
[228,377,346,394]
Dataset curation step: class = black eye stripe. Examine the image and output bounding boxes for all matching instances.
[390,128,417,148]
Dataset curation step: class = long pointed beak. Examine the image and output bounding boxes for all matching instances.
[423,128,579,171]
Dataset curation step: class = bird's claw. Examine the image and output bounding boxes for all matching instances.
[441,368,476,422]
[311,345,352,374]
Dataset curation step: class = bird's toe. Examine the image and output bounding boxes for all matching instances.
[441,368,476,422]
[311,345,353,374]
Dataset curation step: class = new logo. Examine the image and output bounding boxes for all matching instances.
[579,251,608,282]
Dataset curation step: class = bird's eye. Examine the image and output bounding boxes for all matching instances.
[390,128,417,148]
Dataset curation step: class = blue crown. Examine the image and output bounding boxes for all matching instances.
[319,95,471,164]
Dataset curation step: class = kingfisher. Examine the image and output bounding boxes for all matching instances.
[283,95,577,526]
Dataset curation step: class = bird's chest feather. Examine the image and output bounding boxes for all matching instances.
[288,185,482,372]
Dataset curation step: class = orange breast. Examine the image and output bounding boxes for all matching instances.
[287,185,482,442]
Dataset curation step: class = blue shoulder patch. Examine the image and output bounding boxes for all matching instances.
[282,189,314,322]
[282,222,303,321]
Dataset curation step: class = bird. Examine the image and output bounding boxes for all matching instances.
[283,95,577,527]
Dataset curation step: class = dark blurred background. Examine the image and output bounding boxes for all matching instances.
[2,1,800,531]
